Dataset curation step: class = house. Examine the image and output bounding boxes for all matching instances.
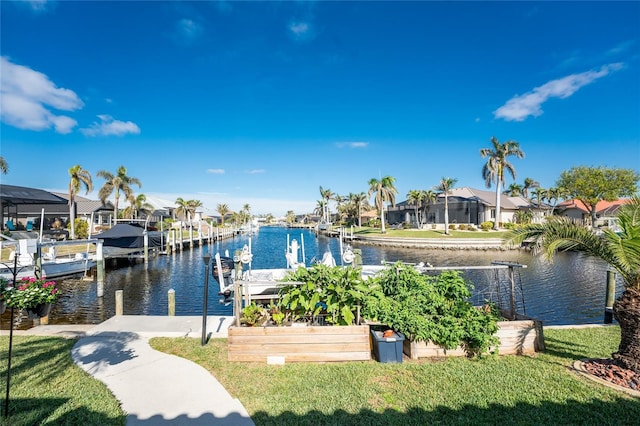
[556,199,630,227]
[385,187,545,229]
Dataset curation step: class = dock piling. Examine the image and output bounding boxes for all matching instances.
[168,288,175,316]
[115,290,123,315]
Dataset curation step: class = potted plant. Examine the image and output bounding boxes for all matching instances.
[4,276,59,318]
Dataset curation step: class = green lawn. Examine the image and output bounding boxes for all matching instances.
[351,226,510,239]
[151,326,640,426]
[0,336,125,426]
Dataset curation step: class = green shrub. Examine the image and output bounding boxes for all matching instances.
[480,221,494,231]
[363,263,500,357]
[281,264,372,325]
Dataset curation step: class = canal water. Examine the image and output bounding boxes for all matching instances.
[1,226,623,329]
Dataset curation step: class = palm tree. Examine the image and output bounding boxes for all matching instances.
[97,166,142,222]
[420,189,437,227]
[0,156,8,174]
[434,177,457,235]
[349,192,368,228]
[504,195,640,374]
[522,177,540,199]
[314,200,326,220]
[367,176,397,234]
[175,197,190,222]
[68,165,93,239]
[216,203,231,225]
[319,186,335,223]
[503,183,523,197]
[406,189,424,228]
[124,193,154,220]
[544,186,568,215]
[480,137,524,230]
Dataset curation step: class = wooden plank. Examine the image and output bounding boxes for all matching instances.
[402,320,541,359]
[229,334,369,345]
[229,351,371,363]
[228,342,369,353]
[228,325,368,336]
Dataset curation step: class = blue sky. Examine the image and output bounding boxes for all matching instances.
[1,1,639,217]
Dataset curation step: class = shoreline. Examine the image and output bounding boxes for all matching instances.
[348,235,519,251]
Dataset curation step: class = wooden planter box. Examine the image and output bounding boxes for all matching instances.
[403,319,544,359]
[228,324,372,363]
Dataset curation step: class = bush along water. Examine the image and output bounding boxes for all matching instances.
[362,262,500,357]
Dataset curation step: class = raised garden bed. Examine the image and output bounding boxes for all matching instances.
[403,319,544,359]
[227,324,372,363]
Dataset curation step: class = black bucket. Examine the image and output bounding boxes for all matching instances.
[212,256,235,279]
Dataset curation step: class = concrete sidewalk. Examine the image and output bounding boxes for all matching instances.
[6,315,254,425]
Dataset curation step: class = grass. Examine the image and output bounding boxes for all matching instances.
[351,226,510,239]
[150,325,640,425]
[0,336,125,426]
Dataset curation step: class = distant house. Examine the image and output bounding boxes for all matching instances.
[386,187,546,229]
[52,193,115,230]
[556,199,630,227]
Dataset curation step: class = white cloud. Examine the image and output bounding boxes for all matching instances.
[24,0,50,12]
[0,56,83,133]
[246,169,265,174]
[494,63,624,122]
[80,114,141,137]
[177,18,203,43]
[207,169,225,174]
[288,20,315,42]
[336,142,369,148]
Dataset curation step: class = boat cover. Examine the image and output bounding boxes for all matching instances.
[97,223,165,248]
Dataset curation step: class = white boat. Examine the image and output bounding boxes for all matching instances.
[0,238,96,281]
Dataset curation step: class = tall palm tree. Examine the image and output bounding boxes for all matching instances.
[504,195,640,374]
[522,177,540,199]
[420,189,437,227]
[314,200,326,220]
[0,156,8,174]
[175,197,190,222]
[480,137,524,230]
[406,189,424,228]
[434,177,457,235]
[367,175,397,234]
[68,165,93,239]
[349,192,368,228]
[319,186,335,223]
[97,166,142,222]
[216,203,231,225]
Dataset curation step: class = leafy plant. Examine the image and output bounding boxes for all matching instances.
[267,301,286,326]
[240,302,268,327]
[280,264,373,325]
[363,263,500,357]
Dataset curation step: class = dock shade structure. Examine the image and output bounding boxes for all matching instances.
[96,223,166,258]
[1,184,67,229]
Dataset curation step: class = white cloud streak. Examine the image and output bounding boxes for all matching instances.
[80,114,140,137]
[0,56,83,133]
[494,63,624,122]
[207,169,225,174]
[177,18,203,43]
[246,169,265,174]
[336,142,369,148]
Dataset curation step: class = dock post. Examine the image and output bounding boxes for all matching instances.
[115,290,123,315]
[605,270,616,324]
[34,245,42,279]
[168,288,175,316]
[96,241,105,290]
[144,233,149,263]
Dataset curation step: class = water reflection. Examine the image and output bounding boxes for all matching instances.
[0,226,624,329]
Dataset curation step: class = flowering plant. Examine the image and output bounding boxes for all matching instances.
[4,277,59,309]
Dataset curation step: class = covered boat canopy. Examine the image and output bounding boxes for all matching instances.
[97,223,165,249]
